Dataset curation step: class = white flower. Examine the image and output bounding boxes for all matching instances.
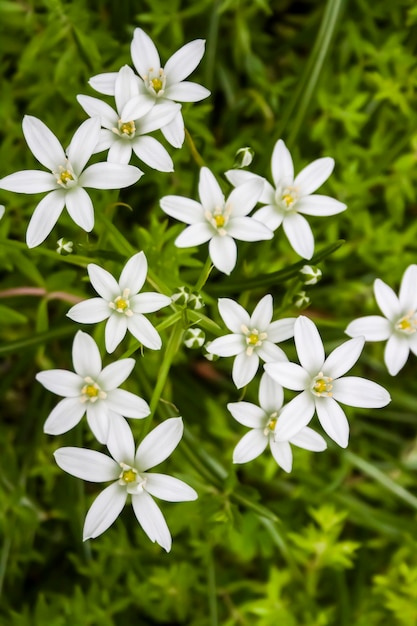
[67,251,171,354]
[225,138,347,259]
[228,373,327,472]
[36,330,150,443]
[265,316,391,448]
[54,417,197,551]
[0,116,143,248]
[160,167,273,275]
[89,28,210,148]
[206,294,295,388]
[78,65,180,171]
[346,264,417,375]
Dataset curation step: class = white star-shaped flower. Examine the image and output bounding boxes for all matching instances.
[228,373,327,471]
[265,316,391,448]
[67,251,171,354]
[206,294,295,388]
[78,65,180,171]
[160,167,273,275]
[36,330,150,443]
[225,138,346,259]
[0,116,143,248]
[89,28,210,148]
[346,264,417,375]
[54,417,197,551]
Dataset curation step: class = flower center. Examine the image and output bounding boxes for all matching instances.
[263,411,279,436]
[311,372,333,397]
[54,164,78,188]
[241,325,268,356]
[278,185,298,211]
[109,289,133,317]
[80,377,107,403]
[395,312,417,335]
[205,206,230,236]
[117,119,136,139]
[144,68,166,97]
[118,463,146,494]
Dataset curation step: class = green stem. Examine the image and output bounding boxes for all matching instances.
[194,257,214,292]
[185,128,206,168]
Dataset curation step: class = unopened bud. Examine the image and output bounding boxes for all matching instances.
[183,328,206,349]
[171,286,191,307]
[56,238,73,255]
[233,147,254,168]
[293,291,310,308]
[300,265,322,285]
[188,292,205,310]
[203,341,219,361]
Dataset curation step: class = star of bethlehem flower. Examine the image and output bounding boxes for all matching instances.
[160,166,273,275]
[346,264,417,375]
[228,373,327,472]
[78,65,181,171]
[206,294,296,388]
[36,330,150,444]
[264,316,391,448]
[0,116,142,248]
[54,416,197,551]
[225,138,347,259]
[89,28,211,148]
[67,251,172,353]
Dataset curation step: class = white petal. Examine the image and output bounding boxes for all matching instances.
[65,186,94,232]
[165,39,206,83]
[218,298,250,331]
[132,136,173,172]
[399,264,417,313]
[107,141,133,165]
[160,111,185,148]
[67,298,111,324]
[131,28,161,80]
[227,401,266,428]
[76,94,118,130]
[120,95,154,122]
[264,361,309,390]
[67,117,101,175]
[135,417,184,472]
[259,372,284,413]
[226,179,263,217]
[22,115,65,171]
[136,101,180,134]
[145,474,197,502]
[283,212,314,259]
[119,251,147,293]
[160,195,205,224]
[384,333,410,375]
[88,72,118,95]
[130,293,171,314]
[54,446,118,482]
[98,358,135,390]
[274,391,315,439]
[269,440,293,472]
[164,82,210,102]
[295,195,347,216]
[206,334,245,357]
[252,204,283,231]
[198,167,225,213]
[232,351,259,388]
[331,377,391,408]
[115,65,141,113]
[226,217,273,241]
[86,402,111,444]
[106,389,150,419]
[345,316,392,341]
[36,369,81,396]
[127,314,162,350]
[250,294,273,330]
[26,190,66,248]
[131,491,172,552]
[374,278,401,321]
[209,235,237,275]
[175,223,213,246]
[79,163,142,189]
[225,169,266,189]
[72,330,102,378]
[271,139,294,188]
[409,333,417,356]
[257,342,288,363]
[83,482,127,540]
[88,263,119,300]
[294,157,334,195]
[43,397,85,435]
[267,318,296,343]
[315,396,349,448]
[0,170,58,193]
[323,336,364,379]
[289,426,327,451]
[233,429,268,463]
[106,413,136,464]
[96,129,116,152]
[294,316,325,374]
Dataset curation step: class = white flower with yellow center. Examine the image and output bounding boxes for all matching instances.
[36,330,150,443]
[346,264,417,375]
[77,66,180,171]
[265,316,391,448]
[89,28,210,148]
[67,251,171,354]
[53,417,197,551]
[0,116,142,248]
[206,295,295,388]
[228,373,326,471]
[225,138,347,259]
[160,167,273,275]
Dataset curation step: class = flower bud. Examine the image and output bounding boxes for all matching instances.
[292,291,310,308]
[233,147,254,168]
[203,341,220,361]
[183,328,206,349]
[171,285,191,307]
[300,265,322,285]
[188,292,205,310]
[56,238,73,255]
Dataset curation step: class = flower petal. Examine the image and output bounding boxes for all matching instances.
[175,223,213,247]
[36,369,82,396]
[130,292,171,314]
[267,318,296,343]
[323,336,364,379]
[274,391,315,439]
[294,316,325,374]
[43,397,85,435]
[54,446,118,482]
[98,358,135,390]
[0,170,58,193]
[145,474,197,502]
[259,372,284,413]
[107,141,133,165]
[271,139,294,188]
[160,111,185,148]
[65,186,94,232]
[384,333,410,375]
[127,314,162,350]
[227,401,266,428]
[131,491,171,552]
[83,482,127,540]
[374,278,401,321]
[86,402,110,444]
[315,396,350,448]
[115,65,141,113]
[164,82,210,102]
[106,389,151,419]
[283,212,314,259]
[218,298,250,331]
[88,264,119,300]
[164,39,206,83]
[198,167,225,213]
[79,163,142,189]
[232,351,259,388]
[206,334,245,357]
[119,251,147,293]
[160,195,205,224]
[252,204,284,231]
[132,136,173,172]
[289,426,327,451]
[135,417,184,472]
[269,440,293,472]
[226,178,264,217]
[295,194,347,216]
[399,264,417,313]
[72,330,102,378]
[88,72,118,95]
[67,298,111,324]
[67,117,101,175]
[294,157,334,195]
[76,94,118,130]
[209,235,237,275]
[264,361,309,390]
[226,217,273,242]
[26,190,66,248]
[331,377,391,407]
[250,294,273,329]
[345,316,392,341]
[131,28,161,80]
[257,342,288,363]
[106,413,136,464]
[233,429,268,463]
[22,115,66,171]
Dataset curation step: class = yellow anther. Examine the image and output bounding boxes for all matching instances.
[119,120,136,137]
[151,78,163,93]
[282,194,294,206]
[83,384,99,398]
[122,468,137,483]
[214,214,226,228]
[395,313,417,334]
[312,373,333,397]
[247,332,260,345]
[114,296,129,312]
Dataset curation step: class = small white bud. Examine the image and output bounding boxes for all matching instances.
[171,286,191,306]
[233,147,254,168]
[300,265,322,285]
[183,328,206,349]
[293,291,310,308]
[56,238,74,255]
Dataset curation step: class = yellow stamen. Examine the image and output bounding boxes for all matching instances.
[119,120,136,136]
[121,468,137,483]
[312,373,333,397]
[214,214,226,228]
[114,296,129,311]
[151,78,163,93]
[395,313,417,334]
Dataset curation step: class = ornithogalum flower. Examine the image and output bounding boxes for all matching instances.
[0,116,142,248]
[206,295,295,388]
[228,373,327,472]
[36,331,150,443]
[265,316,391,448]
[67,251,171,353]
[160,167,273,275]
[346,264,417,375]
[78,65,180,171]
[225,138,346,259]
[89,28,210,148]
[54,417,197,551]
